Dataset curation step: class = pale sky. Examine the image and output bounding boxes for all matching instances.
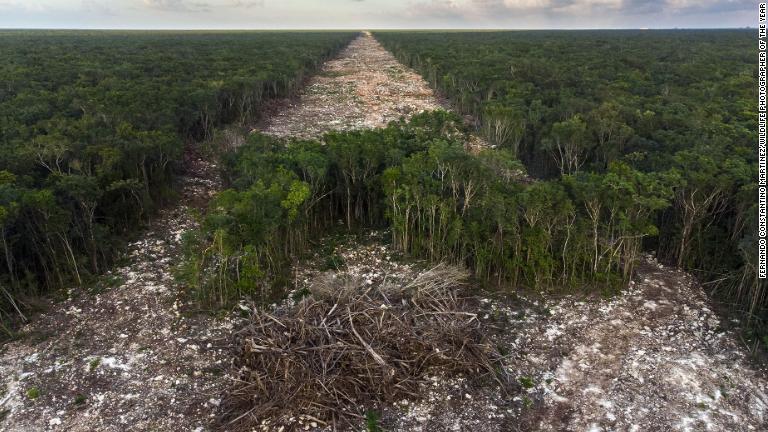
[0,0,755,29]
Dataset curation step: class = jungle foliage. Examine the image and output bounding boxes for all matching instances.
[374,30,762,338]
[0,30,356,331]
[182,111,671,308]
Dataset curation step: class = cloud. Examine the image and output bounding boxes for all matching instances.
[664,0,751,13]
[0,0,753,29]
[141,0,265,12]
[143,0,211,12]
[404,0,751,25]
[0,0,49,12]
[406,0,469,21]
[231,0,265,7]
[82,0,118,15]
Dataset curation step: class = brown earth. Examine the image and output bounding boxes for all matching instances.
[516,258,768,431]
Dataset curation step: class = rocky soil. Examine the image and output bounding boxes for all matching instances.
[0,149,233,431]
[289,236,768,432]
[526,258,767,431]
[258,31,445,140]
[511,257,768,431]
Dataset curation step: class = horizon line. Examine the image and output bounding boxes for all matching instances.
[0,26,756,31]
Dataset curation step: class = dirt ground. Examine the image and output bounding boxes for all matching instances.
[512,257,768,431]
[288,236,768,432]
[1,32,767,432]
[258,31,446,140]
[0,148,233,431]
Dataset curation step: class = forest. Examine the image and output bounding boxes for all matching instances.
[183,111,667,309]
[2,29,759,341]
[0,30,356,333]
[180,30,762,338]
[1,26,765,431]
[372,30,762,341]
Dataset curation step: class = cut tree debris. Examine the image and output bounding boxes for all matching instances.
[219,264,510,431]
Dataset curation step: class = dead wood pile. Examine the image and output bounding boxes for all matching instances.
[218,264,509,430]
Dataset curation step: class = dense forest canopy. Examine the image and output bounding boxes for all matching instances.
[372,30,761,338]
[183,111,668,308]
[374,30,754,173]
[0,30,357,331]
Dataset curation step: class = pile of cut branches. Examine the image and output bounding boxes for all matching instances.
[218,264,510,430]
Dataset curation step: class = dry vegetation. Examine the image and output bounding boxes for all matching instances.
[219,265,510,430]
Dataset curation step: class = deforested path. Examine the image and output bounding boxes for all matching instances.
[258,31,445,140]
[373,254,768,432]
[516,258,768,431]
[0,150,232,431]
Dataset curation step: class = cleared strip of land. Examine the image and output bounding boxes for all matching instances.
[259,31,445,140]
[0,152,229,431]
